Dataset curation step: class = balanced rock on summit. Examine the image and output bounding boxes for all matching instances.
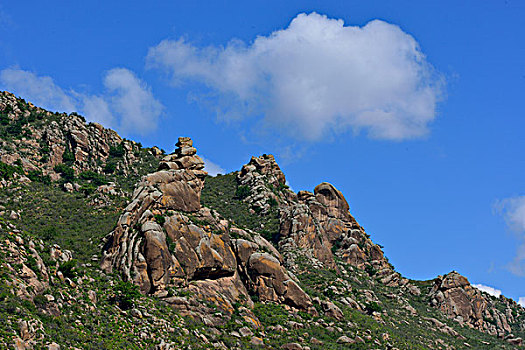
[101,137,211,292]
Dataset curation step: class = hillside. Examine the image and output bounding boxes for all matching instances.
[0,90,524,349]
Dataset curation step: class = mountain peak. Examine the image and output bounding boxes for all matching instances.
[159,137,205,172]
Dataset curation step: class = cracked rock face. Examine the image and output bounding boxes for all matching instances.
[101,138,313,320]
[429,271,519,337]
[236,154,392,277]
[101,137,210,293]
[237,154,290,214]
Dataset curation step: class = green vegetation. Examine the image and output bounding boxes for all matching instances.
[111,281,141,310]
[154,214,165,226]
[0,182,122,263]
[253,302,288,326]
[235,185,251,199]
[62,146,75,164]
[109,143,125,158]
[201,173,280,242]
[103,143,125,176]
[58,259,77,278]
[0,229,194,349]
[54,164,75,181]
[0,161,22,180]
[27,169,51,184]
[79,170,108,186]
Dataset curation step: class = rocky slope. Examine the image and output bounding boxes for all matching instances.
[0,91,160,192]
[1,91,524,349]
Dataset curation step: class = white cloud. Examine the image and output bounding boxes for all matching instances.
[472,284,501,297]
[0,68,163,135]
[103,68,163,134]
[494,196,525,276]
[147,12,443,141]
[0,68,77,112]
[201,157,225,176]
[81,94,116,127]
[519,297,525,307]
[495,196,525,233]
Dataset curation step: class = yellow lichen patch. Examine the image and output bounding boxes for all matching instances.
[243,315,261,329]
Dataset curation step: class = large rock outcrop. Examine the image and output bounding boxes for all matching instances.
[238,154,392,280]
[101,137,210,293]
[237,154,291,214]
[429,271,521,338]
[101,138,313,321]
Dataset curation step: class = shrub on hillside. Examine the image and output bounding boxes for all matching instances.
[103,161,117,174]
[62,147,75,164]
[154,214,165,226]
[79,170,107,186]
[0,161,21,180]
[109,143,125,158]
[235,185,251,199]
[111,281,141,310]
[54,164,74,181]
[58,259,77,279]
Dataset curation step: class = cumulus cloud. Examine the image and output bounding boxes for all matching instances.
[201,157,225,176]
[0,68,163,135]
[81,95,116,127]
[472,284,502,297]
[494,196,525,276]
[519,297,525,307]
[104,68,163,134]
[0,68,77,112]
[147,12,443,141]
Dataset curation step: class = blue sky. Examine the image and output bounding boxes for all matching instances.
[1,1,524,302]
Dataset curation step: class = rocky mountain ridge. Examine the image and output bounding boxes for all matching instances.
[0,91,160,192]
[0,91,524,349]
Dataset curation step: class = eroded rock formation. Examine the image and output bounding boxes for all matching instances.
[101,138,314,322]
[430,271,522,339]
[101,138,523,338]
[238,154,393,281]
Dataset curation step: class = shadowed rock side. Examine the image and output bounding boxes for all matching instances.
[101,138,314,323]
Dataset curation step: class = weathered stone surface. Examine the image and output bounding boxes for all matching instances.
[322,300,344,320]
[101,139,317,322]
[235,154,392,284]
[144,228,172,291]
[336,336,355,344]
[507,337,523,346]
[429,271,516,336]
[237,154,290,214]
[102,137,209,293]
[246,253,312,309]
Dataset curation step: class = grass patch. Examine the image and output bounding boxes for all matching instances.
[201,173,280,242]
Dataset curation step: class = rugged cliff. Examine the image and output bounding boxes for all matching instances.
[1,91,524,349]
